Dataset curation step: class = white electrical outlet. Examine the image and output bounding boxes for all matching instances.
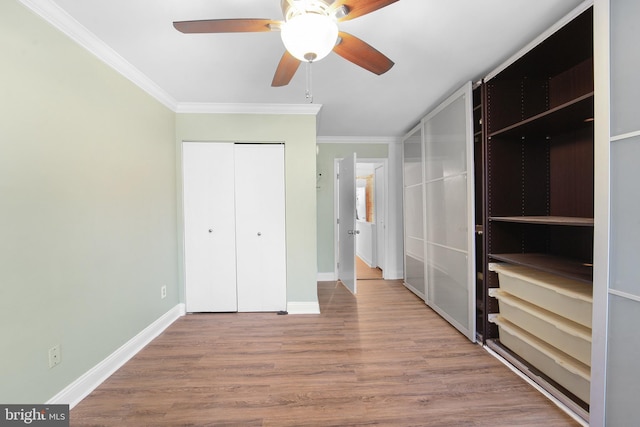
[48,345,61,368]
[161,285,167,299]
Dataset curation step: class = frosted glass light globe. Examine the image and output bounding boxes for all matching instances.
[281,13,338,62]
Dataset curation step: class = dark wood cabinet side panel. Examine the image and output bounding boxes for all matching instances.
[486,80,523,132]
[549,58,594,108]
[549,226,594,263]
[474,136,484,223]
[487,138,524,216]
[490,222,551,254]
[495,8,593,82]
[522,140,550,215]
[550,126,594,217]
[522,78,549,120]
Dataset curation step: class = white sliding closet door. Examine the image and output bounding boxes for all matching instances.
[235,144,287,312]
[423,82,476,342]
[183,142,237,312]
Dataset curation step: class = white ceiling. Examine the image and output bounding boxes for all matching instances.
[33,0,586,137]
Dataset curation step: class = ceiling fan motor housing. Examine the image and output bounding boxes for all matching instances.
[281,0,337,19]
[280,0,340,62]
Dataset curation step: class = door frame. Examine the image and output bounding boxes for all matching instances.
[333,157,389,281]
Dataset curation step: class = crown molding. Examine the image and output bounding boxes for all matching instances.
[316,136,401,144]
[18,1,330,119]
[18,0,179,111]
[176,102,323,115]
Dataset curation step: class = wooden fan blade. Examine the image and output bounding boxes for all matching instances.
[272,51,301,87]
[333,32,394,75]
[173,19,280,34]
[332,0,399,22]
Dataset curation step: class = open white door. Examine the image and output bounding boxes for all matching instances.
[375,164,386,273]
[338,153,357,294]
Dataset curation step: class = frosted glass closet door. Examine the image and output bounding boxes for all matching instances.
[423,83,475,341]
[606,0,640,421]
[403,126,425,299]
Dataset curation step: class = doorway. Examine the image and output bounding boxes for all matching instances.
[334,157,388,283]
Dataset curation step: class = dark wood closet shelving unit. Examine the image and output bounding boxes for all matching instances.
[473,83,486,341]
[489,253,592,284]
[489,92,594,138]
[490,216,593,226]
[480,6,594,412]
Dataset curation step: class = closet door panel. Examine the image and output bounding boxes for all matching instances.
[606,0,640,416]
[605,295,640,425]
[426,244,469,328]
[423,83,475,341]
[610,0,640,136]
[423,95,468,182]
[235,144,287,312]
[403,126,425,298]
[404,184,424,257]
[183,142,237,312]
[425,175,468,251]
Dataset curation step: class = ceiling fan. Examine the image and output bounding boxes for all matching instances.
[173,0,398,87]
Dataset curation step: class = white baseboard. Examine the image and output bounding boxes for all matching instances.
[356,252,374,268]
[287,301,321,314]
[384,270,404,280]
[319,270,403,281]
[47,304,186,408]
[317,272,337,281]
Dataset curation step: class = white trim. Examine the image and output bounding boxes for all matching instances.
[334,159,342,283]
[16,0,325,119]
[591,0,611,423]
[485,0,594,81]
[47,304,185,408]
[611,129,640,142]
[287,302,321,314]
[609,288,640,303]
[176,103,323,115]
[317,272,337,281]
[384,269,404,280]
[18,0,178,111]
[317,136,401,144]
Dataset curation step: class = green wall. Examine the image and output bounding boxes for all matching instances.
[0,1,178,403]
[175,114,318,304]
[1,0,319,405]
[316,143,389,275]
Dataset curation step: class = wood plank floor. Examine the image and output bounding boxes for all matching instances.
[356,256,383,280]
[70,280,580,426]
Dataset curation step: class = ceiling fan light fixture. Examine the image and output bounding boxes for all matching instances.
[280,13,338,62]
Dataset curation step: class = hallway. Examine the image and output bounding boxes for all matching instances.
[356,255,383,280]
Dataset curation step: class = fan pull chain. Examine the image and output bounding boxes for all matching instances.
[305,61,313,103]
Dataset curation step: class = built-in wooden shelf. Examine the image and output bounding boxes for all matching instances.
[489,253,593,283]
[490,216,594,227]
[489,92,594,138]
